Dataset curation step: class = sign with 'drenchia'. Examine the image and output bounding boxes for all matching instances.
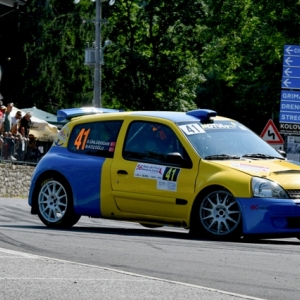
[279,90,300,124]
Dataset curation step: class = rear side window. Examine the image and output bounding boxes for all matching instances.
[68,120,123,158]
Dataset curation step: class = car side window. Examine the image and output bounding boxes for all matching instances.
[123,121,192,167]
[68,120,123,158]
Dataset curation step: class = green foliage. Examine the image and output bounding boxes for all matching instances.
[21,0,96,113]
[103,0,203,111]
[196,0,300,132]
[0,0,300,134]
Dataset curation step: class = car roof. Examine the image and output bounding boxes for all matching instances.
[58,108,232,124]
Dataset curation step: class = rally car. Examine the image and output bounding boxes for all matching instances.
[28,108,300,240]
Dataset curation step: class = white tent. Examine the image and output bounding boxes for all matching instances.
[12,107,59,141]
[22,106,66,129]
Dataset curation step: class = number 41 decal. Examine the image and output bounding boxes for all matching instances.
[162,167,180,182]
[74,128,91,150]
[179,124,205,135]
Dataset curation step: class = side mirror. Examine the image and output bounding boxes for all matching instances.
[166,152,192,168]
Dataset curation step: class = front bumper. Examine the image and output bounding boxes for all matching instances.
[237,198,300,235]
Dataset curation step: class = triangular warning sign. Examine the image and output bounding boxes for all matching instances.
[260,119,284,144]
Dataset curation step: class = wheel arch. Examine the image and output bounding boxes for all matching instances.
[31,170,72,215]
[190,184,239,228]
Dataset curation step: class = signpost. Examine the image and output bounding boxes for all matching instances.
[279,45,300,135]
[281,45,300,90]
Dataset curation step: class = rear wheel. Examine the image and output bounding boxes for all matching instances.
[37,176,80,228]
[191,189,242,240]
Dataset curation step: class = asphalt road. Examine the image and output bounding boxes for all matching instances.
[1,197,300,300]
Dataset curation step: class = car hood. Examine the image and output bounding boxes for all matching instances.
[213,159,300,188]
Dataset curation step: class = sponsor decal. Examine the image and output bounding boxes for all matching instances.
[203,122,248,131]
[179,122,248,135]
[54,125,70,147]
[134,163,180,191]
[250,205,269,211]
[157,180,177,192]
[134,163,164,180]
[231,162,270,173]
[179,124,205,135]
[202,123,237,130]
[71,127,116,152]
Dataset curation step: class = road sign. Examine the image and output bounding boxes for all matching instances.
[283,56,300,67]
[279,111,300,124]
[282,67,300,78]
[281,45,300,90]
[281,90,300,101]
[260,119,284,144]
[280,91,300,122]
[280,100,300,112]
[284,45,300,55]
[281,77,300,89]
[280,122,300,134]
[280,45,300,124]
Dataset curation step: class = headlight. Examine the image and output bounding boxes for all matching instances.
[252,177,289,198]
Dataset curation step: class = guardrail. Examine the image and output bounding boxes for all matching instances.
[0,135,52,165]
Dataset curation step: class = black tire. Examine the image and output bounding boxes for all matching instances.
[37,176,81,228]
[191,189,242,240]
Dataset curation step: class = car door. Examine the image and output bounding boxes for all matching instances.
[66,119,123,216]
[111,117,200,221]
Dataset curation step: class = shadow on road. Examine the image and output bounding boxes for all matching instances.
[1,224,300,245]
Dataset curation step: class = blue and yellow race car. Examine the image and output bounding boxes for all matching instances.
[28,108,300,240]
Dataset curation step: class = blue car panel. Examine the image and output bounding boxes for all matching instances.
[238,197,300,235]
[30,146,105,217]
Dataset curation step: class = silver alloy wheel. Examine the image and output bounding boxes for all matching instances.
[38,180,68,223]
[200,190,241,236]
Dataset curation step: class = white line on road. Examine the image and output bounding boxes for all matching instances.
[0,247,265,300]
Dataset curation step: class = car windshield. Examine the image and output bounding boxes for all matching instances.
[178,120,283,159]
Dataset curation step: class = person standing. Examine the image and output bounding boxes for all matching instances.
[0,105,6,132]
[18,111,32,138]
[2,103,16,161]
[11,110,23,160]
[11,110,22,134]
[19,112,32,161]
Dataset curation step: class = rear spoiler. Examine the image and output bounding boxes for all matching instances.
[57,107,123,122]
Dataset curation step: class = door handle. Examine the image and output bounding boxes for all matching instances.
[117,170,128,175]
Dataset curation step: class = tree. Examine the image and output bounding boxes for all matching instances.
[101,0,208,111]
[21,0,96,112]
[195,0,300,133]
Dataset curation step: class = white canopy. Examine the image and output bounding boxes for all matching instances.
[12,107,59,141]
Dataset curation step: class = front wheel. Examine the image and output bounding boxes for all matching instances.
[191,189,242,240]
[37,176,80,228]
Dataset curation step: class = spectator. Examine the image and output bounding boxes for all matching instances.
[26,133,36,161]
[18,111,32,138]
[2,103,16,161]
[11,110,22,135]
[0,105,6,132]
[14,132,26,161]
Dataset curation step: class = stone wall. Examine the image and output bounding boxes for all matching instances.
[0,163,35,198]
